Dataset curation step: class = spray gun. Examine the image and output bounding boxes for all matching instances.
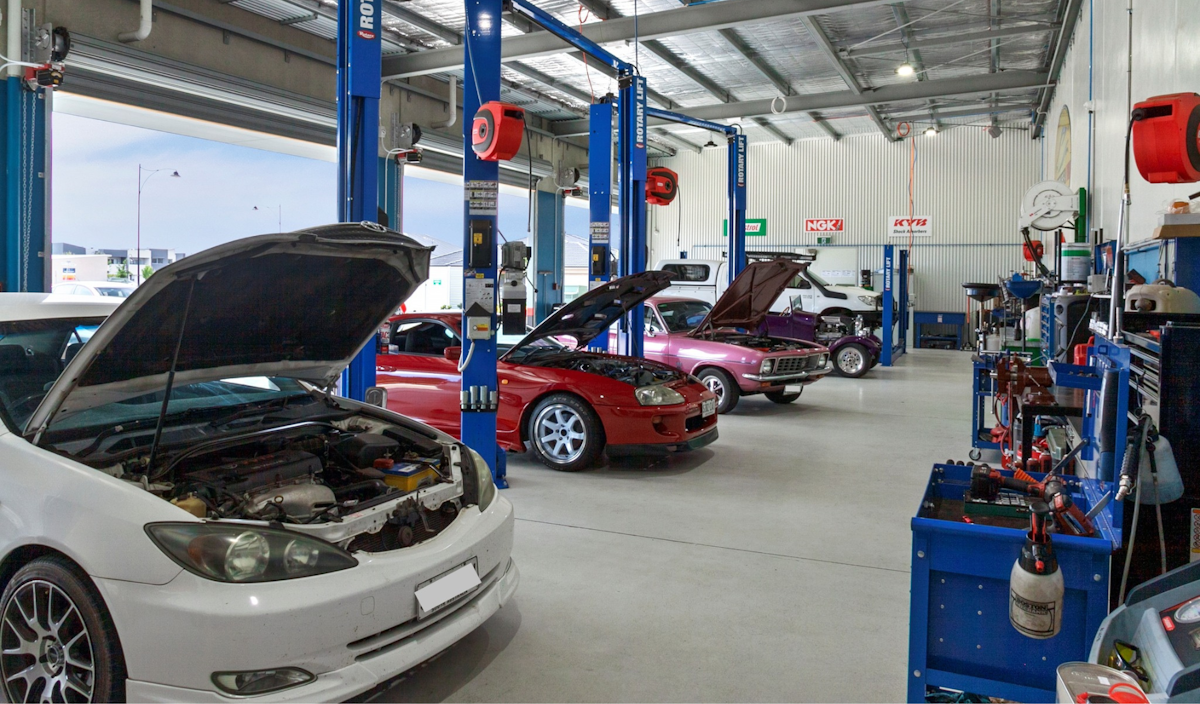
[1010,500,1064,639]
[970,440,1095,537]
[1116,415,1151,501]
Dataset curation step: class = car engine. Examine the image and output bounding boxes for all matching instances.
[59,412,476,553]
[524,352,684,386]
[703,331,815,353]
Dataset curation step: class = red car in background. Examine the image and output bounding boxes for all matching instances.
[377,272,719,472]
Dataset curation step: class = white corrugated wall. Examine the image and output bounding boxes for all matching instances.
[648,127,1044,315]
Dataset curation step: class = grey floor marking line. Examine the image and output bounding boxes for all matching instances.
[515,517,911,575]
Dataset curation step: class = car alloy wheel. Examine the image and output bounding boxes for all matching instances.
[1,580,95,703]
[702,375,725,403]
[533,403,588,465]
[696,368,739,414]
[834,343,870,378]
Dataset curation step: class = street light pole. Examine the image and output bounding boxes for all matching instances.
[136,165,181,285]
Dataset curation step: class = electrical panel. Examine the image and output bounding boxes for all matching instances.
[468,219,494,269]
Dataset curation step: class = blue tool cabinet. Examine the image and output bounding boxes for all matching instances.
[914,336,1131,702]
[908,464,1118,702]
[970,353,1000,458]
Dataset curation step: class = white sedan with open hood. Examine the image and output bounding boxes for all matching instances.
[0,224,517,702]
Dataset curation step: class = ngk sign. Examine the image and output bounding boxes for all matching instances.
[804,218,844,233]
[888,216,933,238]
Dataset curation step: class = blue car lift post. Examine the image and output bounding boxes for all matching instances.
[507,0,656,358]
[586,99,613,353]
[644,107,748,286]
[337,0,382,401]
[880,244,909,366]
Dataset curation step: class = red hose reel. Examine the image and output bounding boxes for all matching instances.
[1132,93,1200,183]
[645,167,679,205]
[472,102,526,162]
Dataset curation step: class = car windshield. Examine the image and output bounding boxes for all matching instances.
[0,317,105,431]
[656,300,713,332]
[94,287,132,298]
[46,377,312,434]
[502,334,566,361]
[806,269,832,287]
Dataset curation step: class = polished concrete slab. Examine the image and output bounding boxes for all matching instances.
[373,349,976,703]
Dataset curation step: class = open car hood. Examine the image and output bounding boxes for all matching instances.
[503,271,674,357]
[690,259,804,334]
[26,223,431,436]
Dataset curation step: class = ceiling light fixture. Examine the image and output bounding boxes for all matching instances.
[924,126,938,137]
[896,62,915,77]
[987,124,1003,139]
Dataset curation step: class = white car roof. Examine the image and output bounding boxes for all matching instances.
[61,281,136,288]
[0,293,122,323]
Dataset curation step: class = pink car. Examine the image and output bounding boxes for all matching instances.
[635,259,830,413]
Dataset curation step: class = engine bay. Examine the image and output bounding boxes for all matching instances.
[523,351,684,387]
[701,332,816,353]
[55,411,472,553]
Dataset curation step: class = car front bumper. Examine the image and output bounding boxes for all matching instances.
[740,363,833,385]
[97,497,517,702]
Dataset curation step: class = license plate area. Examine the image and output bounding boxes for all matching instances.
[414,558,480,619]
[783,385,803,393]
[702,398,716,417]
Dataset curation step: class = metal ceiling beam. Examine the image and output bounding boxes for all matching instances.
[382,1,461,45]
[800,16,894,141]
[1031,0,1084,138]
[383,0,892,78]
[808,111,842,140]
[279,12,317,26]
[891,3,942,132]
[841,23,1058,58]
[652,130,702,153]
[548,70,1049,135]
[884,103,1034,121]
[717,28,792,96]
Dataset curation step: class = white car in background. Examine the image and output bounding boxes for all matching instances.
[51,281,137,298]
[0,224,517,702]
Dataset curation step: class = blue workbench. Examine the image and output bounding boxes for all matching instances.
[914,310,966,349]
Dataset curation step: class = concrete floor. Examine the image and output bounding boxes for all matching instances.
[374,349,976,703]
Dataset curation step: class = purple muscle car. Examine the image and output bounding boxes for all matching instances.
[635,259,831,414]
[765,309,882,378]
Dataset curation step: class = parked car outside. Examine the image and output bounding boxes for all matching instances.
[378,272,719,472]
[0,224,517,702]
[637,259,831,414]
[51,281,137,298]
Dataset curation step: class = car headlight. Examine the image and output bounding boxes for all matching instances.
[146,523,356,583]
[759,358,776,375]
[467,447,496,510]
[635,384,685,406]
[819,353,828,366]
[858,295,878,307]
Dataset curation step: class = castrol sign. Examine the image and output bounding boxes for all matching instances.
[804,218,844,233]
[888,216,933,238]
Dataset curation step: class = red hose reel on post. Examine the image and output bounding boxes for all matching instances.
[1132,93,1200,183]
[645,167,678,205]
[472,102,526,162]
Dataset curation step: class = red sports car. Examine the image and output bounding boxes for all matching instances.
[377,272,719,471]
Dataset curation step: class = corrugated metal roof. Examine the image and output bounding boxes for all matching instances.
[226,0,1069,143]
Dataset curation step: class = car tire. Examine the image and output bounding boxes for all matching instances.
[764,388,802,404]
[0,556,127,704]
[527,394,605,472]
[697,368,740,414]
[833,343,872,378]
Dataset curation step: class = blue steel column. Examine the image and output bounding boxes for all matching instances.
[618,75,647,357]
[881,244,895,366]
[587,100,613,352]
[727,133,747,284]
[461,0,505,485]
[533,189,564,323]
[1,74,49,293]
[337,0,381,400]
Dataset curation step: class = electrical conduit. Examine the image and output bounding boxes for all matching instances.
[119,0,153,42]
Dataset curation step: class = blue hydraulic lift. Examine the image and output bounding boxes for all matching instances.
[337,0,382,402]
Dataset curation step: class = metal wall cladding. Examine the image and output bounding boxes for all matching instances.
[647,126,1044,314]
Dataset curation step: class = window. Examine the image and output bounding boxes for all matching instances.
[655,300,713,332]
[644,305,665,334]
[790,275,812,290]
[0,318,107,430]
[661,264,710,282]
[390,321,459,356]
[94,287,132,298]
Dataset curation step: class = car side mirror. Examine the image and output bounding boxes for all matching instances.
[364,386,388,408]
[444,346,462,362]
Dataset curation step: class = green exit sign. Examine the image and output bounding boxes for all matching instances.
[816,236,833,245]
